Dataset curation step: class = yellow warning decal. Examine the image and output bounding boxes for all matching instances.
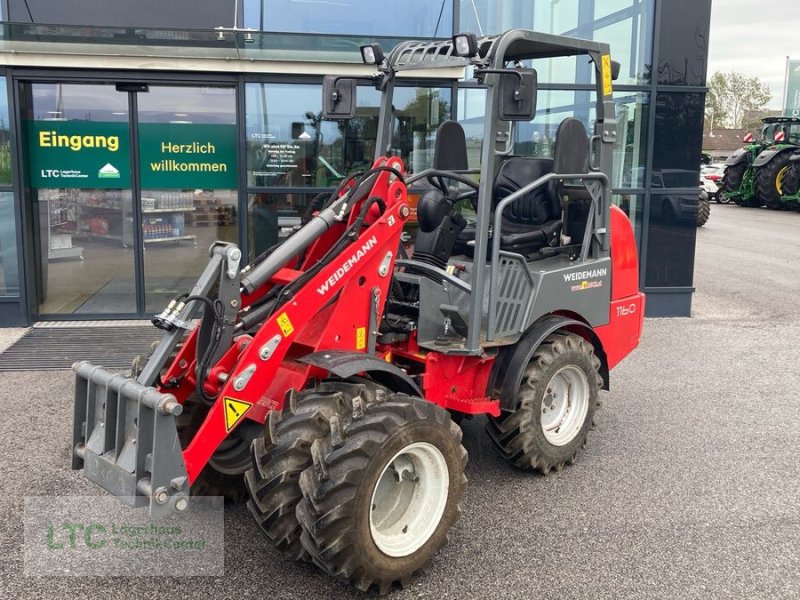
[356,326,367,350]
[224,397,253,432]
[601,54,613,97]
[277,312,294,337]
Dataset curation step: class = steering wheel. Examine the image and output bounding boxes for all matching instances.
[425,170,480,207]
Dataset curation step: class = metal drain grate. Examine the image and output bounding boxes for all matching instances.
[0,326,161,371]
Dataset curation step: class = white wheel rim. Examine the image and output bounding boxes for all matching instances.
[540,365,590,446]
[369,442,449,558]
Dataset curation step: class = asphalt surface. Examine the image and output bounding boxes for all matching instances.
[1,203,798,599]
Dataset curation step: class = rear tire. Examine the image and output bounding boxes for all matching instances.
[755,153,791,210]
[297,389,467,594]
[782,162,800,197]
[245,383,355,561]
[486,332,601,473]
[696,195,710,227]
[723,163,746,194]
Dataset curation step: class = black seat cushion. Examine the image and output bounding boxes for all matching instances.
[493,157,559,224]
[453,157,562,257]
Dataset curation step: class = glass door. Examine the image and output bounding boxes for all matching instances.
[26,83,137,315]
[24,81,240,318]
[136,85,238,312]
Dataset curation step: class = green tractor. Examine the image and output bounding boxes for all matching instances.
[722,117,800,208]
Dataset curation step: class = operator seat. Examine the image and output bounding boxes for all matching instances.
[412,120,471,269]
[454,116,591,258]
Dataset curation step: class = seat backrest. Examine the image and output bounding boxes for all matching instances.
[552,117,589,175]
[492,157,559,226]
[433,120,469,171]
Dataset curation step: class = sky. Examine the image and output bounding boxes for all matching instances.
[707,0,800,110]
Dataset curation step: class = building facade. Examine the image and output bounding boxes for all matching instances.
[0,0,711,325]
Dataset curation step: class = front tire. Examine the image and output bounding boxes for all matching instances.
[486,332,601,473]
[755,153,791,210]
[245,384,352,561]
[297,391,467,594]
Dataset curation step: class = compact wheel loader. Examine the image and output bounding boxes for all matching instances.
[72,29,645,593]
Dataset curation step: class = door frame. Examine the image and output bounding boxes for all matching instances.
[12,69,241,321]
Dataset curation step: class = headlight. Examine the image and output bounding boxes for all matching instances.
[360,44,384,65]
[452,33,478,58]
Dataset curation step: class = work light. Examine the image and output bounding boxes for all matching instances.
[452,33,478,58]
[360,43,384,65]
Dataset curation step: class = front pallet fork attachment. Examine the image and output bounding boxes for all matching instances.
[71,361,190,518]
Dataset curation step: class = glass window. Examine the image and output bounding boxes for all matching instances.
[459,0,653,85]
[461,87,587,163]
[137,86,238,312]
[0,75,16,299]
[613,192,643,250]
[246,82,452,187]
[25,83,136,315]
[459,0,578,35]
[0,79,10,186]
[374,86,453,175]
[243,0,453,37]
[0,192,19,297]
[595,0,639,19]
[456,88,487,170]
[613,92,649,189]
[6,0,232,29]
[248,191,316,259]
[459,87,648,189]
[246,83,329,188]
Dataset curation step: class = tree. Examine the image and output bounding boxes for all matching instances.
[706,72,772,129]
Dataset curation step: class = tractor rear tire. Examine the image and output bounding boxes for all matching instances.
[696,195,710,227]
[723,163,746,195]
[177,394,249,502]
[782,162,800,197]
[755,153,791,210]
[245,383,353,561]
[296,389,467,594]
[486,332,601,473]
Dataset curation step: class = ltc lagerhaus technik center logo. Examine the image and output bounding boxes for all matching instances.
[98,163,120,179]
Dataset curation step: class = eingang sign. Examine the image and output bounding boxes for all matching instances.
[27,121,131,189]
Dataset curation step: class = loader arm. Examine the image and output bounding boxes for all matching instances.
[72,157,410,513]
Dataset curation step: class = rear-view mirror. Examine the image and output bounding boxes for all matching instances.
[611,60,621,81]
[322,75,356,120]
[498,69,537,122]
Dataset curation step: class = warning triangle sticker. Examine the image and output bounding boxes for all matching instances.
[224,397,253,432]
